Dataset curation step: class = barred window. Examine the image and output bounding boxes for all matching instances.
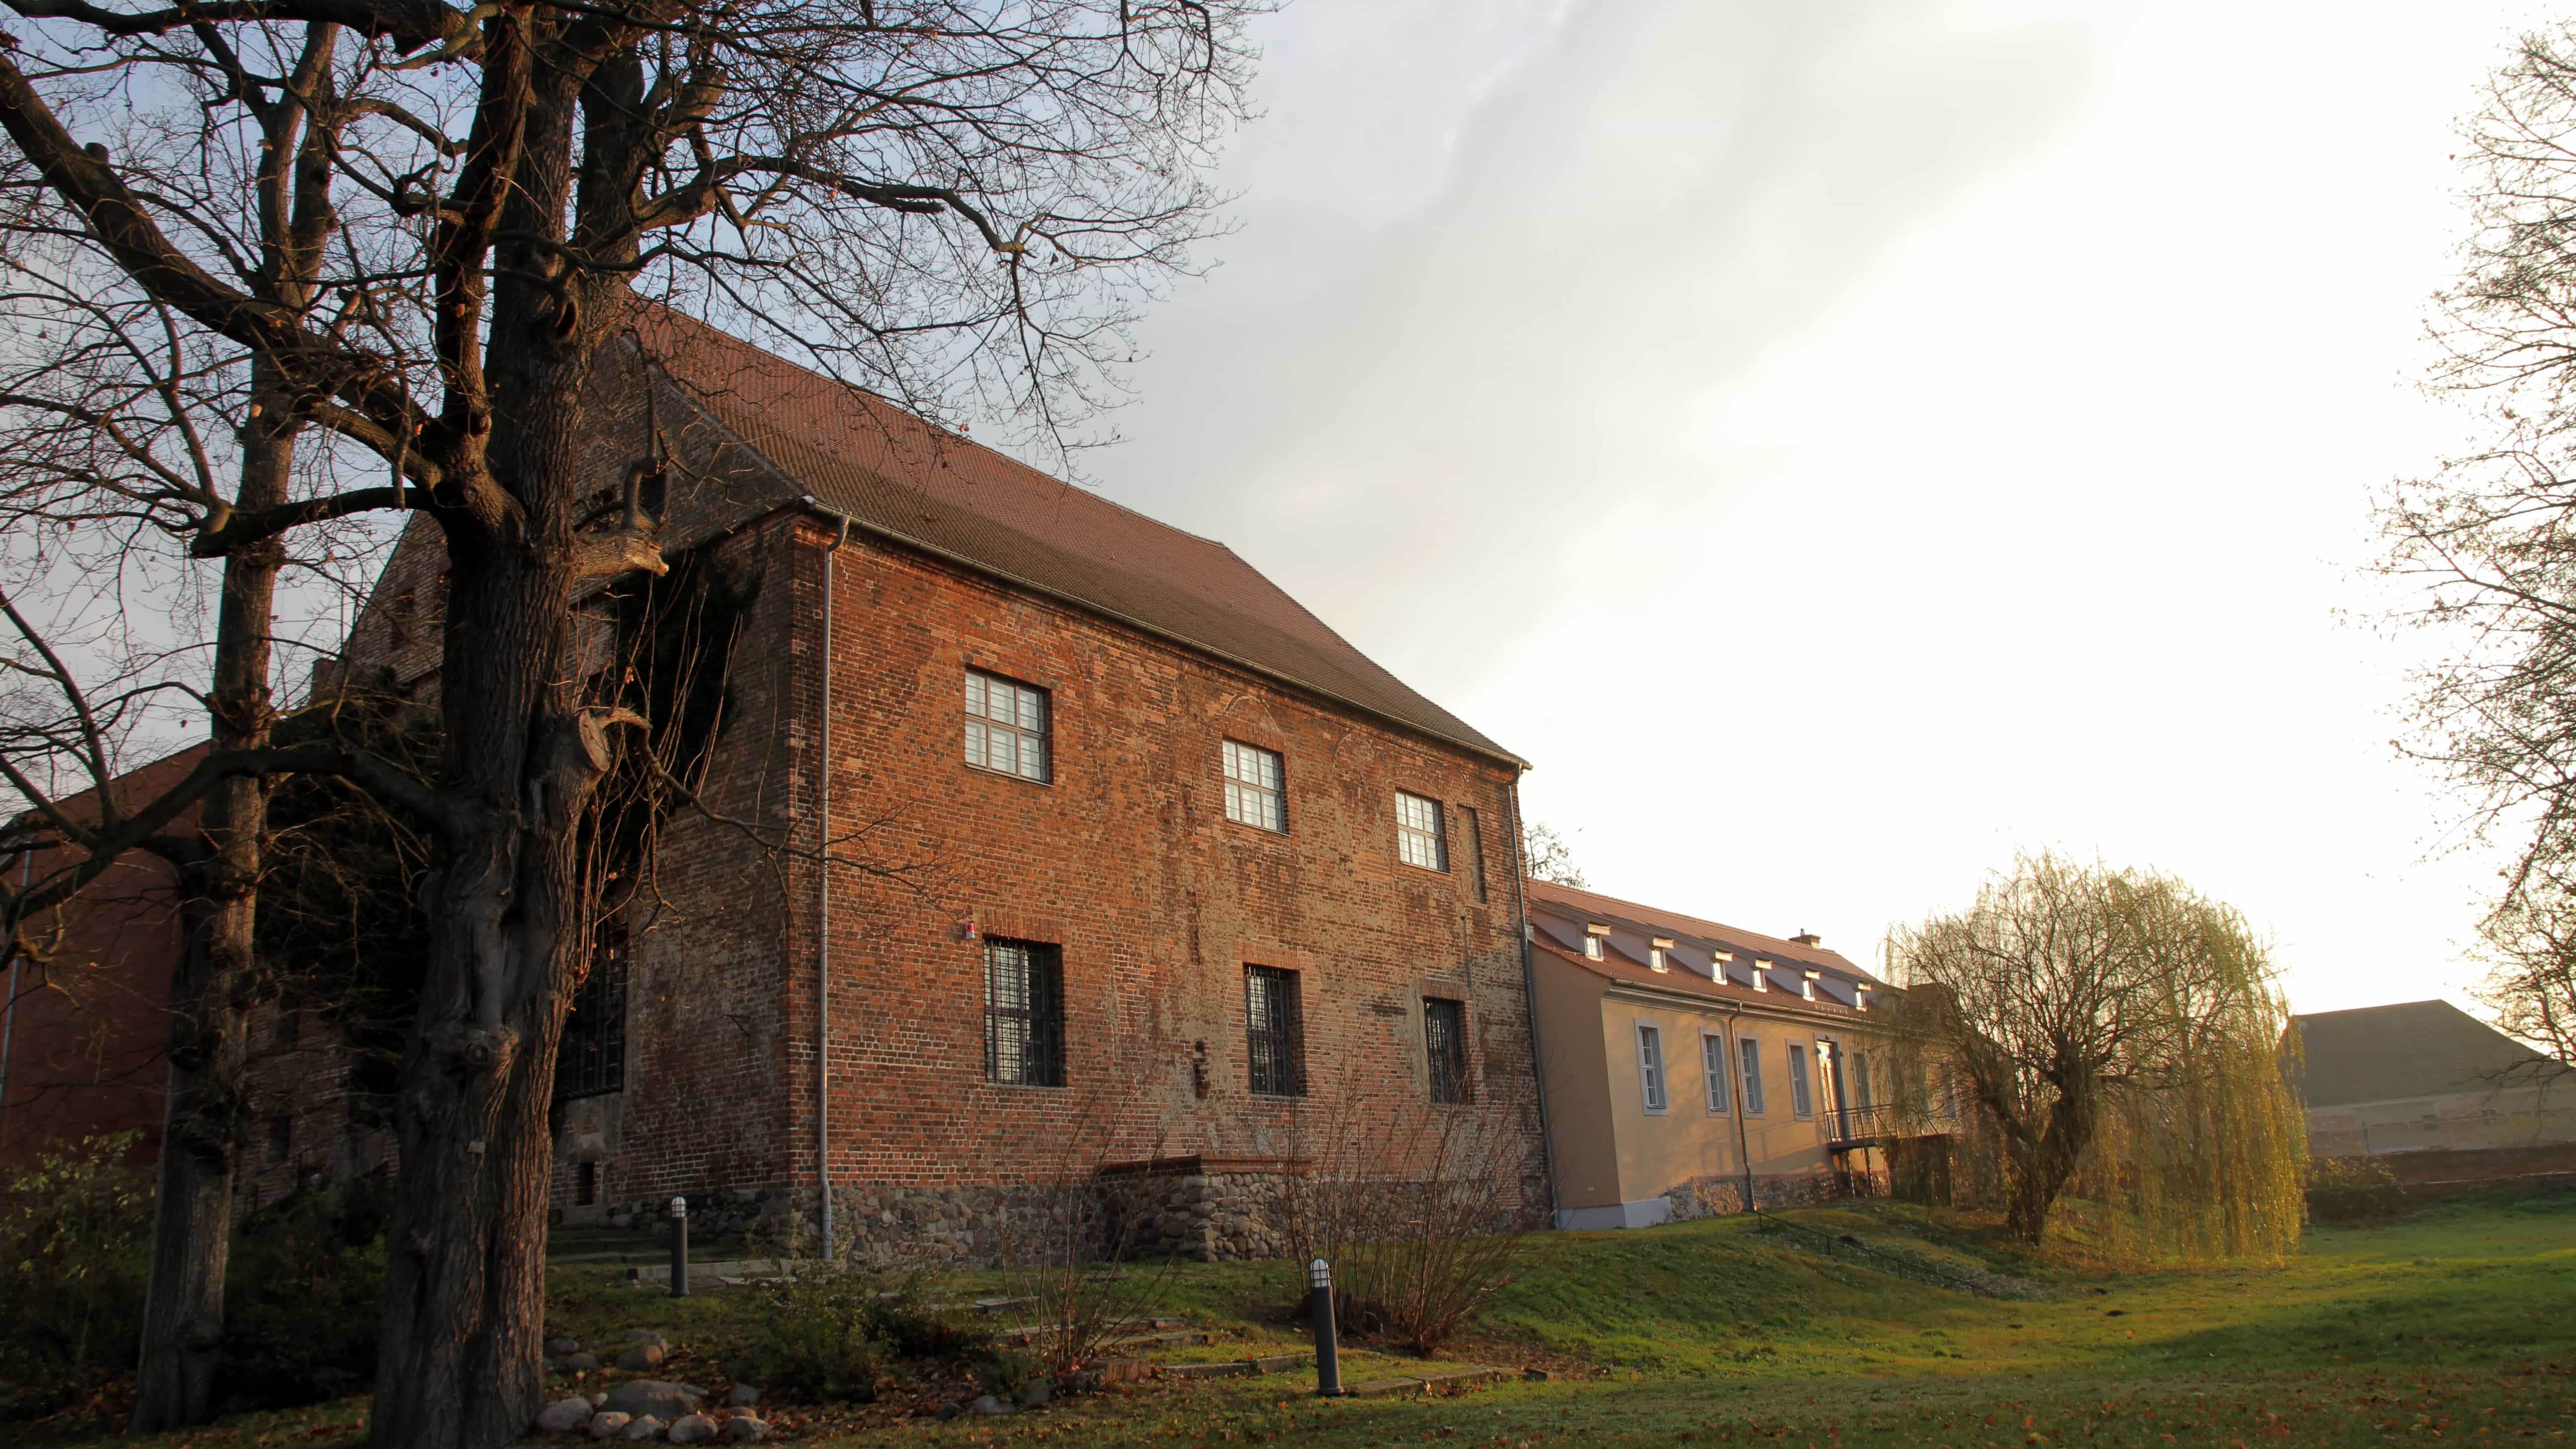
[984,938,1065,1087]
[1222,740,1286,833]
[1424,997,1469,1104]
[1395,791,1447,871]
[1244,964,1305,1097]
[558,929,629,1100]
[965,670,1050,783]
[1702,1033,1732,1114]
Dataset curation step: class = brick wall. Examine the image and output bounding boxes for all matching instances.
[579,515,1546,1258]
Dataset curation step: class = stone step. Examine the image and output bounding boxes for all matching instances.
[1164,1362,1250,1380]
[1337,1368,1508,1398]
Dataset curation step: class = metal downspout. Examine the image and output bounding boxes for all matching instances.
[816,510,849,1257]
[1725,1001,1756,1213]
[1503,777,1558,1226]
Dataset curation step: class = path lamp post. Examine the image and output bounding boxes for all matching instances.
[1309,1258,1340,1397]
[669,1196,689,1298]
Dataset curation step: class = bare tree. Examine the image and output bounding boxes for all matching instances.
[1886,853,2301,1250]
[2382,24,2576,1065]
[1519,819,1586,888]
[0,3,1258,1444]
[0,189,397,1421]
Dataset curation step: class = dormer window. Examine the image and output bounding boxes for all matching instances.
[1801,970,1821,1002]
[1648,937,1675,972]
[1854,984,1873,1013]
[1751,959,1771,992]
[1584,924,1609,961]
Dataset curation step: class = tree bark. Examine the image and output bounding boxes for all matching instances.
[368,94,622,1436]
[130,407,292,1431]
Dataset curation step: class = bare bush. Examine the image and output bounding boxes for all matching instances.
[1277,1102,1543,1358]
[993,1177,1174,1385]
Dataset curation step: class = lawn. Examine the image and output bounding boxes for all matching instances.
[25,1187,2576,1449]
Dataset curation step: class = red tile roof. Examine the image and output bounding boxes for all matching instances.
[633,307,1522,767]
[1525,878,1885,987]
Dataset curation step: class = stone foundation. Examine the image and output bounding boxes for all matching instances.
[1096,1154,1303,1261]
[1662,1167,1888,1220]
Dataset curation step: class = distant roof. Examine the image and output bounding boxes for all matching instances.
[2286,1000,2563,1108]
[633,308,1524,768]
[1525,878,1883,987]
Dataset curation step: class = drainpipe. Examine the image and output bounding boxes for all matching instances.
[813,504,850,1258]
[1724,1001,1756,1214]
[1502,777,1558,1225]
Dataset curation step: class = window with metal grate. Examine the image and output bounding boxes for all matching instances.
[558,927,629,1099]
[1425,997,1469,1104]
[984,938,1065,1087]
[1244,964,1305,1096]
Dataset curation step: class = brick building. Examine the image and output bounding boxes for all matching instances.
[336,308,1547,1256]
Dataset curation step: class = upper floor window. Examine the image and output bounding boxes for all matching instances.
[1245,964,1306,1096]
[1787,1042,1815,1118]
[1737,1035,1766,1114]
[984,938,1065,1087]
[1647,938,1674,972]
[1636,1024,1669,1113]
[1582,931,1605,961]
[1424,997,1469,1104]
[1222,740,1286,832]
[1701,1033,1731,1114]
[966,670,1050,783]
[1395,791,1448,871]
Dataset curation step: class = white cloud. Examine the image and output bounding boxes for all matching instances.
[1079,0,2559,1016]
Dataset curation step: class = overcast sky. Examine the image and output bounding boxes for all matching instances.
[1054,0,2561,1019]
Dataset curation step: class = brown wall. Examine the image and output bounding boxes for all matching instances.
[0,848,179,1167]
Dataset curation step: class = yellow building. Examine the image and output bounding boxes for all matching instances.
[1525,880,1904,1229]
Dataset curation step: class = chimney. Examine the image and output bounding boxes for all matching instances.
[1791,929,1821,947]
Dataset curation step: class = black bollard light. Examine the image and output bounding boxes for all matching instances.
[669,1195,689,1298]
[1309,1257,1340,1397]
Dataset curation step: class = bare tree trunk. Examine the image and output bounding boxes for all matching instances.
[369,241,614,1449]
[130,408,291,1430]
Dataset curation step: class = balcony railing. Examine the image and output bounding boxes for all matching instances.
[1824,1101,1954,1147]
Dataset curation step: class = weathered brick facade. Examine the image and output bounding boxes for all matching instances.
[331,311,1547,1260]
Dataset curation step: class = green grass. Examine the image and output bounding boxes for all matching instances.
[23,1187,2576,1449]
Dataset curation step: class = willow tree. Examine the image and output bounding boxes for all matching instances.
[1886,854,2304,1258]
[0,3,1260,1445]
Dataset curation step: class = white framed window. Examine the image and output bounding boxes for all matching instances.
[1787,1042,1814,1118]
[1221,740,1286,832]
[965,670,1050,783]
[1646,939,1671,972]
[1738,1035,1766,1114]
[1582,927,1606,960]
[1395,791,1448,871]
[1701,1033,1731,1114]
[1800,971,1819,1002]
[1636,1024,1668,1113]
[1750,959,1771,992]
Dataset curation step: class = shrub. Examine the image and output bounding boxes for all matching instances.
[1279,1103,1545,1357]
[994,1180,1174,1382]
[0,1132,153,1407]
[733,1254,990,1403]
[217,1180,389,1410]
[2306,1156,2408,1224]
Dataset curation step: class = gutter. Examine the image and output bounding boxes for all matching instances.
[814,509,850,1258]
[1503,778,1558,1225]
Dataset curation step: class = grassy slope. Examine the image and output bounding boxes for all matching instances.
[26,1189,2576,1449]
